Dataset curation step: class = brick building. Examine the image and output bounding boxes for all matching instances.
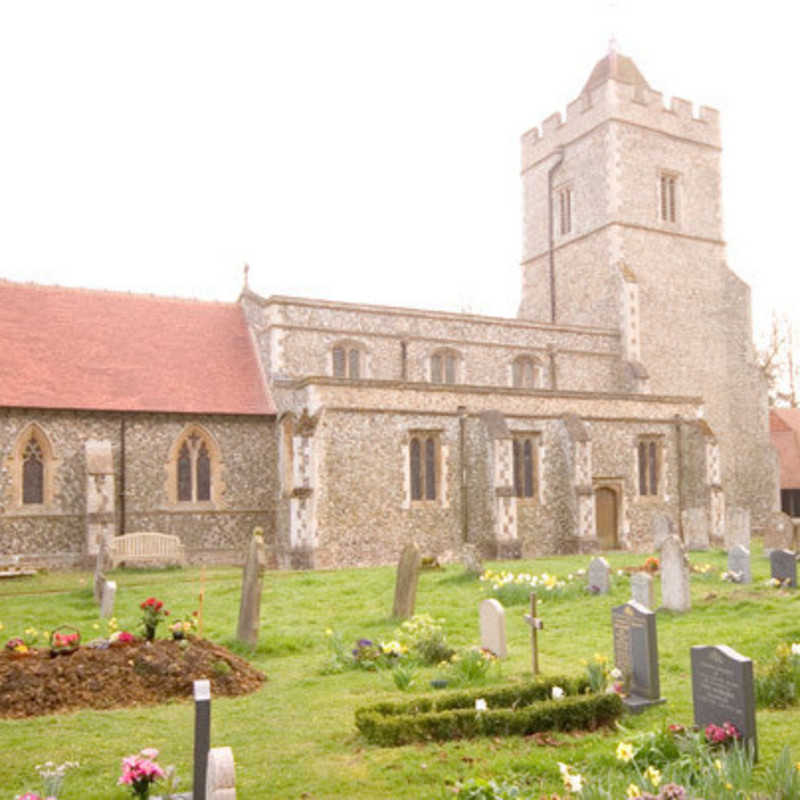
[0,48,777,568]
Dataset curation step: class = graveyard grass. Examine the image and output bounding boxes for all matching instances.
[1,542,800,798]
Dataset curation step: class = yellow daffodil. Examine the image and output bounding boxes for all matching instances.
[714,758,723,772]
[644,765,661,788]
[626,784,642,798]
[616,741,634,762]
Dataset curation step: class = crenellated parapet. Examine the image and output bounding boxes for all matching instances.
[521,61,720,173]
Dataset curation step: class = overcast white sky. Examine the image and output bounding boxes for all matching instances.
[1,1,797,340]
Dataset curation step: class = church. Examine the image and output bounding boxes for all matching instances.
[0,49,778,569]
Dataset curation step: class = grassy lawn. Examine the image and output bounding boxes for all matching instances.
[1,542,800,798]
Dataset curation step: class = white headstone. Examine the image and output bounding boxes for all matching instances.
[479,598,507,658]
[727,545,751,584]
[660,535,691,612]
[631,572,654,609]
[206,746,236,800]
[587,556,610,594]
[100,580,117,618]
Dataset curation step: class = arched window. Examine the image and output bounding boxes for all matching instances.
[10,424,55,508]
[430,349,460,384]
[22,438,44,504]
[512,356,542,389]
[168,426,221,505]
[512,434,539,499]
[332,342,365,379]
[409,432,439,501]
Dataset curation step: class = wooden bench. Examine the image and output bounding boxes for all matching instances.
[108,532,187,568]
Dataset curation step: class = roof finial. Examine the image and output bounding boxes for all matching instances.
[243,262,250,290]
[609,36,619,55]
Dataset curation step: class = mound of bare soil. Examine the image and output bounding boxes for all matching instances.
[0,638,266,718]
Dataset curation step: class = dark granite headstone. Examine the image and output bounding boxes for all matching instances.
[691,645,757,760]
[612,601,665,713]
[193,679,211,800]
[770,549,797,588]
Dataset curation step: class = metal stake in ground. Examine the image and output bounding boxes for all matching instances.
[523,593,544,675]
[193,679,211,800]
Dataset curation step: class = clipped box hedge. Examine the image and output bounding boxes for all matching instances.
[355,676,623,746]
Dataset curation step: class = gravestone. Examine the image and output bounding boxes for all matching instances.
[392,541,421,618]
[612,601,664,712]
[660,535,691,612]
[193,679,211,800]
[461,543,483,577]
[725,507,751,550]
[651,513,674,550]
[587,556,610,594]
[93,535,113,604]
[85,440,115,557]
[479,598,507,658]
[100,579,117,618]
[236,530,267,646]
[683,507,710,551]
[770,549,797,588]
[206,747,236,800]
[727,545,751,584]
[630,572,654,610]
[691,645,757,760]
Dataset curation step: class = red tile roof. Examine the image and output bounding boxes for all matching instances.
[770,409,800,489]
[0,280,274,415]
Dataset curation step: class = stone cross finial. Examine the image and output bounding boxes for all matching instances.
[243,263,250,289]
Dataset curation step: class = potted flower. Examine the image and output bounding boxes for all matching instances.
[139,598,169,642]
[168,613,198,641]
[49,626,81,657]
[109,630,136,646]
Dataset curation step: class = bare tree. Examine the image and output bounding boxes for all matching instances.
[758,312,799,407]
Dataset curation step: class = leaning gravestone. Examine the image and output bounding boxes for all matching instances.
[691,645,757,760]
[651,513,674,550]
[630,572,654,610]
[612,601,664,712]
[770,549,797,588]
[479,598,507,658]
[100,579,117,618]
[725,507,751,550]
[236,529,267,646]
[392,541,421,619]
[727,545,751,584]
[587,556,610,594]
[660,535,691,612]
[206,746,236,800]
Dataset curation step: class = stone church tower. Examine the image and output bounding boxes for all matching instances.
[517,47,775,527]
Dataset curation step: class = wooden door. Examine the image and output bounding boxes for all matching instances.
[595,487,618,549]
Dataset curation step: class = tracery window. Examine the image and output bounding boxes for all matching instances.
[22,438,44,504]
[10,424,54,508]
[168,426,220,505]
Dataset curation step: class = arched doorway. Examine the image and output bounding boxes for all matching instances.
[595,486,619,549]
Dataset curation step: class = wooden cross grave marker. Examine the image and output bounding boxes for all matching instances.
[523,592,544,675]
